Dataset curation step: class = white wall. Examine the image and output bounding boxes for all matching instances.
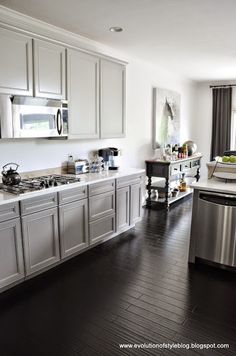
[0,8,198,173]
[191,83,212,177]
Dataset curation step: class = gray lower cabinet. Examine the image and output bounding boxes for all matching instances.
[130,183,142,225]
[22,207,60,276]
[89,214,115,245]
[88,181,116,244]
[116,186,130,232]
[116,174,143,231]
[59,199,88,258]
[89,191,115,221]
[0,218,24,289]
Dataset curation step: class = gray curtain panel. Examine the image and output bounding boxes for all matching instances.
[211,87,232,160]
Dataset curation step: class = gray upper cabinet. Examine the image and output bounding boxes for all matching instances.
[33,39,66,99]
[59,199,88,258]
[22,207,60,275]
[100,59,126,138]
[0,218,24,290]
[0,27,33,95]
[67,49,99,139]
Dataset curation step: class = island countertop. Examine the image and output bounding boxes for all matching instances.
[190,177,236,195]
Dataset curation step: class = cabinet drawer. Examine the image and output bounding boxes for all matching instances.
[181,161,191,172]
[191,159,201,168]
[89,191,115,221]
[170,163,181,176]
[0,202,20,222]
[89,179,115,196]
[116,174,142,189]
[58,186,87,205]
[89,214,115,245]
[20,193,57,216]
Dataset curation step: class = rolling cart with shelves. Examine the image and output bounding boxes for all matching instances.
[145,154,202,209]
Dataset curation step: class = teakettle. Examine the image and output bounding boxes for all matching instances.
[2,163,21,186]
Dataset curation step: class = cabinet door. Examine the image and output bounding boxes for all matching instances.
[116,186,130,232]
[130,183,142,225]
[59,199,88,258]
[100,59,126,138]
[22,208,60,275]
[0,28,32,95]
[67,49,99,138]
[34,39,66,99]
[0,218,24,290]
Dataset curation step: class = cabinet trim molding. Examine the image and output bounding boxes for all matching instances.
[0,7,128,66]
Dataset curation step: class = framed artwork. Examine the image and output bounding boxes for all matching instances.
[153,87,181,149]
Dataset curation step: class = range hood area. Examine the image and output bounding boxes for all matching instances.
[0,95,68,139]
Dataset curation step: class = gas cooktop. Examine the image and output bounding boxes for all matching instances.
[0,174,81,195]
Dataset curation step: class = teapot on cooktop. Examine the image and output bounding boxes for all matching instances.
[1,163,21,186]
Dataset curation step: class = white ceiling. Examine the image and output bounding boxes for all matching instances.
[1,0,236,81]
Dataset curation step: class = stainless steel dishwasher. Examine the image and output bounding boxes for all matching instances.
[196,191,236,267]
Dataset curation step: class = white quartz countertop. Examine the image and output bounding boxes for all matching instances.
[190,177,236,195]
[0,168,145,206]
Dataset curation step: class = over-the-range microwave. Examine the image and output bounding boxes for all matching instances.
[0,95,68,138]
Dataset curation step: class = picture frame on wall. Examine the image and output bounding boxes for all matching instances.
[153,87,181,149]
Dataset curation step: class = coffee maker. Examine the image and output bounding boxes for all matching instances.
[98,147,119,170]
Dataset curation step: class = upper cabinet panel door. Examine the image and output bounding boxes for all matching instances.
[0,28,33,95]
[67,49,99,139]
[34,39,66,99]
[100,59,126,138]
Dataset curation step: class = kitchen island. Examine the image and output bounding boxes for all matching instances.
[188,177,236,269]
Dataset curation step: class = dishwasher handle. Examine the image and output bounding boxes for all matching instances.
[199,192,236,207]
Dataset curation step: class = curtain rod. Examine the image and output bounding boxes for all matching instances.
[209,84,236,88]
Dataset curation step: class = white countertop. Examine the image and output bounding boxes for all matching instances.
[0,168,145,206]
[191,177,236,194]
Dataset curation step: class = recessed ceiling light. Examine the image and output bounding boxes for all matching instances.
[109,26,123,32]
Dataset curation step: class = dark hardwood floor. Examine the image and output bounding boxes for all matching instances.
[0,197,235,356]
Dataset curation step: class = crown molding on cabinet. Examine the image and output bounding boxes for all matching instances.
[0,5,128,66]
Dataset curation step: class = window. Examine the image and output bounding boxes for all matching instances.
[231,111,236,150]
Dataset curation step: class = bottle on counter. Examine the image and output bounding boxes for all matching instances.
[178,147,183,159]
[179,173,187,192]
[182,144,188,158]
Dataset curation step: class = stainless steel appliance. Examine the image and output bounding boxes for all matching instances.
[0,175,81,195]
[196,191,236,267]
[0,95,68,138]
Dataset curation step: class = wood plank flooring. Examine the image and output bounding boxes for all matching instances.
[0,197,235,356]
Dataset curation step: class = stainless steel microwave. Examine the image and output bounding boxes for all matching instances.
[0,95,68,138]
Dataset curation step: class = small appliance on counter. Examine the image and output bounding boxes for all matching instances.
[67,156,89,175]
[98,147,120,170]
